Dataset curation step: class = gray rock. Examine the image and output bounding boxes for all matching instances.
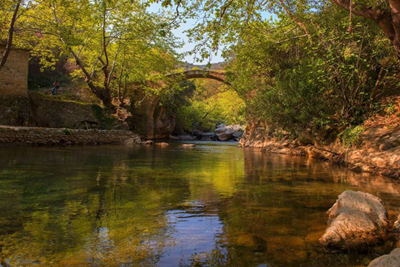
[232,130,243,141]
[124,137,141,146]
[215,125,243,141]
[319,190,388,250]
[368,248,400,267]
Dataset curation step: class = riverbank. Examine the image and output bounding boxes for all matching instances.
[240,121,400,180]
[0,125,141,146]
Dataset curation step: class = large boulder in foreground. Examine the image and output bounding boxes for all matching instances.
[319,190,388,250]
[368,248,400,267]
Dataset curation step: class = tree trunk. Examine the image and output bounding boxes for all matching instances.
[389,0,400,59]
[0,0,21,72]
[88,83,114,111]
[68,46,114,111]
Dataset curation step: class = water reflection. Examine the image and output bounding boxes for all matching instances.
[158,201,225,267]
[0,144,399,266]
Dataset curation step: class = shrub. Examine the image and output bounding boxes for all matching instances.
[339,125,365,148]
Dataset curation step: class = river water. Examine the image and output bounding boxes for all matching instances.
[1,142,400,267]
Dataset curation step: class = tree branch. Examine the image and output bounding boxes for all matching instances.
[278,0,312,41]
[330,0,400,59]
[329,0,395,41]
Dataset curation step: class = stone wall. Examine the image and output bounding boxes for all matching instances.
[0,46,30,126]
[0,125,141,146]
[29,92,105,129]
[0,95,30,126]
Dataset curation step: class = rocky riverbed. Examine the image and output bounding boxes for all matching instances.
[239,121,400,180]
[170,124,244,142]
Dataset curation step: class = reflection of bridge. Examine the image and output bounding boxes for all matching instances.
[167,70,230,85]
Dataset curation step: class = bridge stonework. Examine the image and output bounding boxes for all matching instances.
[167,70,230,85]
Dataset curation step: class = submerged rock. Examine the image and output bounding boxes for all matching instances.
[319,190,388,250]
[169,135,196,141]
[267,236,307,262]
[235,234,267,252]
[144,140,154,145]
[155,142,169,147]
[182,144,196,148]
[368,248,400,267]
[123,136,141,146]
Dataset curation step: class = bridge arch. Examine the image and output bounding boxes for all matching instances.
[167,70,230,85]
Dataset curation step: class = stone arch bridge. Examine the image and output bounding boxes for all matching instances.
[130,70,231,139]
[167,70,230,85]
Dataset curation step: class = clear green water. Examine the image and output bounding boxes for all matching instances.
[1,142,400,267]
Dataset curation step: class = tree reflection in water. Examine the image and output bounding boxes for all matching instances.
[0,144,399,266]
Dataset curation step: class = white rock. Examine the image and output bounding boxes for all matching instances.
[319,190,388,250]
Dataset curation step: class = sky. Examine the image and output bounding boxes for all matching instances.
[149,3,225,64]
[173,23,224,64]
[149,2,276,64]
[172,20,225,64]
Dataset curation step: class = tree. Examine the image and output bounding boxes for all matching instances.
[156,0,397,135]
[21,0,179,111]
[158,0,400,64]
[329,0,400,60]
[0,0,21,72]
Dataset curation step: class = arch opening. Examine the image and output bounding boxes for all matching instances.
[154,72,244,140]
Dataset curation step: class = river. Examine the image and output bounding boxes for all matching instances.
[0,142,400,266]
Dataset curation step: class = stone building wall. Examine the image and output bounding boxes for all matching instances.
[0,45,29,96]
[0,45,30,126]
